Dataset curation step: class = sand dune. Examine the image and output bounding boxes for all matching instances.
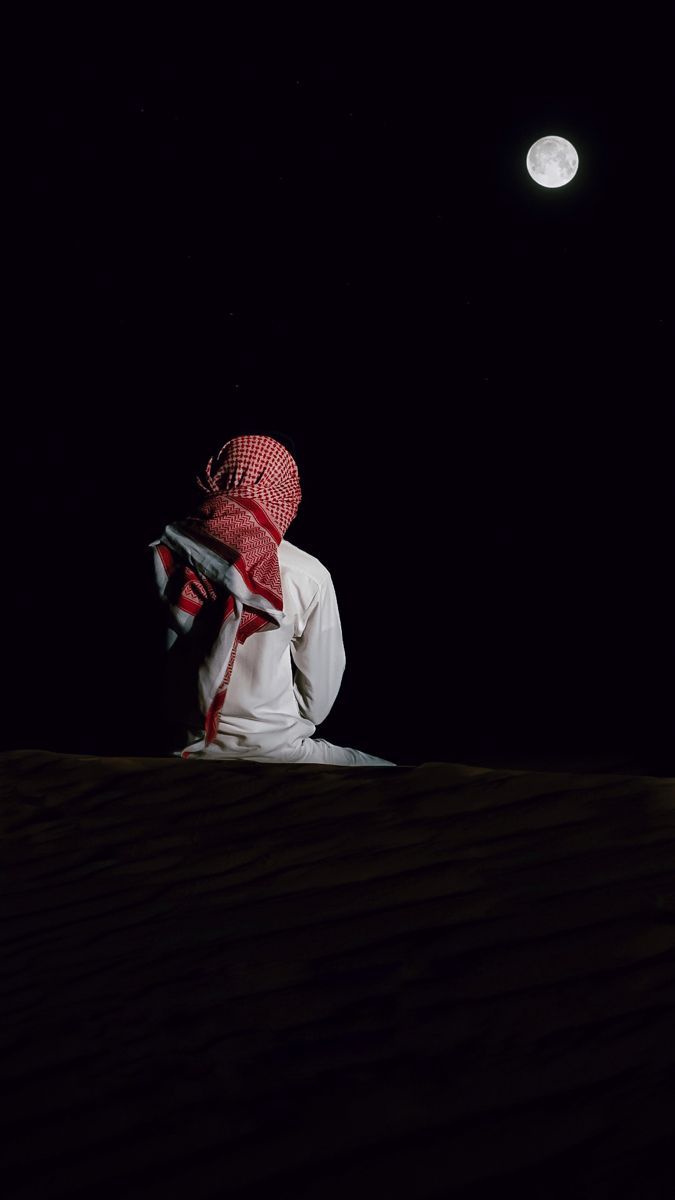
[2,749,675,1198]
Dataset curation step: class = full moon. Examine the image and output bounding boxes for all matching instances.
[526,135,579,188]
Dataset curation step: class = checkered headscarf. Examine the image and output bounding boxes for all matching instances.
[149,435,302,755]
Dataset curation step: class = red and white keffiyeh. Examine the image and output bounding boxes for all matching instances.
[149,435,302,757]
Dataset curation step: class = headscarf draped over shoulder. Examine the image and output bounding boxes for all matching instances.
[149,435,302,755]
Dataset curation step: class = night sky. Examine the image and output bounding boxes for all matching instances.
[7,20,674,767]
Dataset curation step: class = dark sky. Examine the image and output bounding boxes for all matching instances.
[6,18,674,765]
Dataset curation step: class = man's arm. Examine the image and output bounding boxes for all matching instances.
[290,574,346,726]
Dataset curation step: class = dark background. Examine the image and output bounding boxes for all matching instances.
[6,16,674,767]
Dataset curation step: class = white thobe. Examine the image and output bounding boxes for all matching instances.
[170,538,395,766]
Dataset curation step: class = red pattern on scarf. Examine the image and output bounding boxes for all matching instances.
[158,435,301,752]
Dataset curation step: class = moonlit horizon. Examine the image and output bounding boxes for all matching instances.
[526,135,579,188]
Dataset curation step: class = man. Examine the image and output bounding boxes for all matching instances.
[149,432,395,765]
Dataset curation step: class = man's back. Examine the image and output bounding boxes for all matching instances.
[171,538,347,760]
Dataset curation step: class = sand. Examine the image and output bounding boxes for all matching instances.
[2,748,674,1198]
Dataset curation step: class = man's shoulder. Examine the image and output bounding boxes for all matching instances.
[279,539,332,590]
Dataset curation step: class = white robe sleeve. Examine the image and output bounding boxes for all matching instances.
[291,573,346,726]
